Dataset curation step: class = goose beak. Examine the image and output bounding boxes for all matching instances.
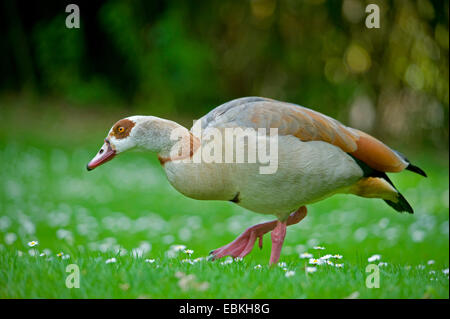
[87,139,116,171]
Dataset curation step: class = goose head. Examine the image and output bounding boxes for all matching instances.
[86,115,185,171]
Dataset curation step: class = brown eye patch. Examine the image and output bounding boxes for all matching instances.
[112,119,135,139]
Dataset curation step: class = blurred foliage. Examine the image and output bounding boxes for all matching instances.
[0,0,448,149]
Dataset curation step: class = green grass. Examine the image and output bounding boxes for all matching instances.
[0,109,448,298]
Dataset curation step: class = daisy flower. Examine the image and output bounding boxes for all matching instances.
[220,257,233,265]
[299,252,313,259]
[335,263,344,268]
[306,267,317,273]
[368,254,381,262]
[442,268,449,275]
[285,271,295,278]
[28,249,38,256]
[333,254,343,259]
[313,246,325,250]
[184,249,194,255]
[27,241,39,247]
[254,264,262,269]
[320,254,333,260]
[234,257,243,262]
[62,254,70,260]
[5,233,17,245]
[278,262,287,268]
[105,257,117,264]
[417,264,426,270]
[181,259,194,264]
[427,260,435,265]
[326,260,334,266]
[56,252,64,257]
[170,244,186,252]
[309,258,324,265]
[145,259,155,263]
[378,262,388,267]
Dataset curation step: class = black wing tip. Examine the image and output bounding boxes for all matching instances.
[407,164,427,178]
[393,150,427,178]
[384,193,414,214]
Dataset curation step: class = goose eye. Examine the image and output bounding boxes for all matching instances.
[118,127,125,133]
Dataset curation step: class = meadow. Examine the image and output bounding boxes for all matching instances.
[0,106,448,299]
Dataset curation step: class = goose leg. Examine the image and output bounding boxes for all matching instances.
[269,220,287,265]
[209,206,307,261]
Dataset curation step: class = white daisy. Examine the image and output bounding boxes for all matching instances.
[5,233,17,245]
[309,258,324,265]
[62,254,70,260]
[234,257,243,262]
[278,262,287,267]
[254,264,262,269]
[335,263,344,268]
[285,270,295,277]
[220,257,234,265]
[442,268,449,275]
[333,254,343,259]
[313,246,325,250]
[28,249,38,256]
[193,257,205,263]
[427,260,435,265]
[417,264,426,270]
[320,254,333,260]
[368,254,381,262]
[145,259,155,263]
[27,241,39,247]
[299,252,313,259]
[170,244,186,252]
[306,267,317,273]
[326,260,334,266]
[56,252,64,257]
[378,262,388,267]
[181,259,194,264]
[184,249,194,255]
[105,257,117,264]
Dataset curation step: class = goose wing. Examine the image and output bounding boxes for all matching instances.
[192,97,408,173]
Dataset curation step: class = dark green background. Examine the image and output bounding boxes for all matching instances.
[0,0,448,150]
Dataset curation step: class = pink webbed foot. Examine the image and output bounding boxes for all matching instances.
[209,206,307,262]
[209,220,277,259]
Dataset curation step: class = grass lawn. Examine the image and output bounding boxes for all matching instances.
[0,107,448,298]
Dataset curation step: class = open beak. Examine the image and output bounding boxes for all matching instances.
[87,139,116,171]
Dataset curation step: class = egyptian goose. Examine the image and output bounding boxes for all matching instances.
[87,97,426,265]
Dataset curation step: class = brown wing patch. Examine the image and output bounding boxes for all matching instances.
[273,106,407,173]
[204,99,408,173]
[248,103,359,153]
[111,119,135,139]
[350,130,408,172]
[294,108,359,153]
